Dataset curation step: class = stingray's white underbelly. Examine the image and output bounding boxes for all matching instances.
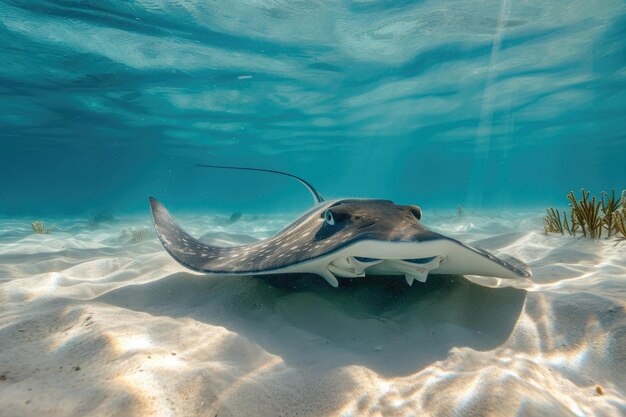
[198,239,528,288]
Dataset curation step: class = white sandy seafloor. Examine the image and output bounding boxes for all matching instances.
[0,210,625,417]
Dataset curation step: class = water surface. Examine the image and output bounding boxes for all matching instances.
[0,0,624,216]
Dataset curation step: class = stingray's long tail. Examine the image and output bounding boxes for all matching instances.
[196,164,324,205]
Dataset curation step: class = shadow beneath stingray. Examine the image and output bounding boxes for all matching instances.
[96,273,526,377]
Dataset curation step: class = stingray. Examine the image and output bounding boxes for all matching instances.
[150,165,531,287]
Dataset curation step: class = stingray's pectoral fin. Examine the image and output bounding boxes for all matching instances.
[497,253,532,277]
[149,197,223,273]
[430,239,532,279]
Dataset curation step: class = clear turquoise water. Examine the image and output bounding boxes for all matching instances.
[1,1,624,216]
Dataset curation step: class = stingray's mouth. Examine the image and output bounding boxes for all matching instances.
[353,256,381,263]
[353,256,438,264]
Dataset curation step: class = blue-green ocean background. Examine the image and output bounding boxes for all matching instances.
[1,1,624,217]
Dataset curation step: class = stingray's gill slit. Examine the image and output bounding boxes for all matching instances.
[149,165,531,288]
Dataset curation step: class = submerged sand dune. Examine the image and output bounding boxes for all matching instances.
[0,212,625,417]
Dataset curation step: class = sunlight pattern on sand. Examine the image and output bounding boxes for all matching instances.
[1,211,625,416]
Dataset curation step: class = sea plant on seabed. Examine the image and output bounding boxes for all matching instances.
[612,190,626,239]
[544,188,625,239]
[31,221,50,234]
[122,227,149,243]
[544,207,579,236]
[567,189,603,238]
[613,211,626,239]
[601,189,622,237]
[544,208,564,234]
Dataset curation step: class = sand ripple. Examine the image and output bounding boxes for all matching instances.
[1,214,625,416]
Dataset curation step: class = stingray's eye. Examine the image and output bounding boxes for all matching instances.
[409,205,422,221]
[324,210,335,225]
